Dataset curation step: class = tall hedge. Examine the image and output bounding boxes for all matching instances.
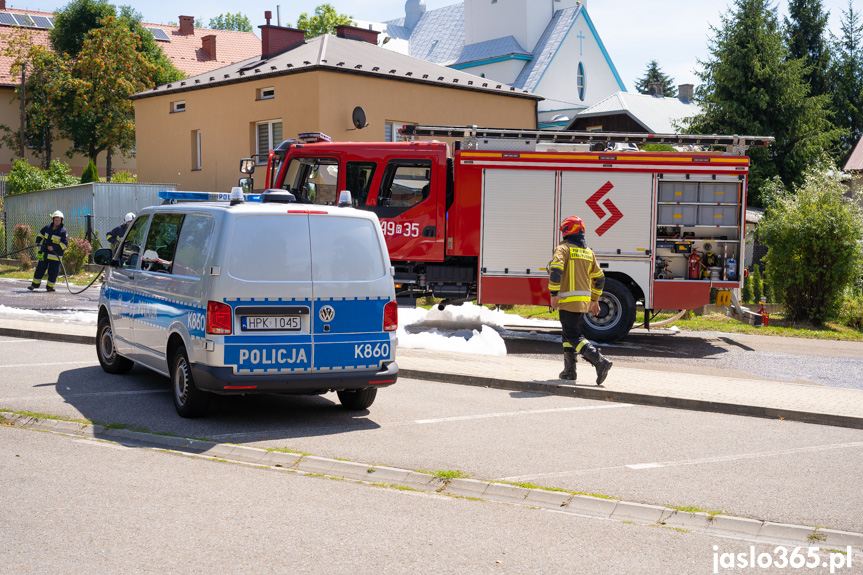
[80,160,99,184]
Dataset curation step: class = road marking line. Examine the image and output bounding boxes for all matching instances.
[0,361,97,368]
[73,438,129,450]
[414,403,634,424]
[0,389,168,401]
[504,441,863,481]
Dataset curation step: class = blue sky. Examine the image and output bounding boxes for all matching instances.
[8,0,859,91]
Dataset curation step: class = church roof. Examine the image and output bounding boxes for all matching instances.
[454,36,529,67]
[569,91,701,133]
[388,3,464,65]
[514,6,580,91]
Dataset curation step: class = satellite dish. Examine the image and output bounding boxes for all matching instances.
[352,106,368,130]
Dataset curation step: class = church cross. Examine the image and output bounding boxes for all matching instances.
[577,31,585,56]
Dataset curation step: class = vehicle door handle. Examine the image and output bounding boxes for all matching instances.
[422,226,436,237]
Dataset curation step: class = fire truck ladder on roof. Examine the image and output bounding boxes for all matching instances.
[399,125,775,155]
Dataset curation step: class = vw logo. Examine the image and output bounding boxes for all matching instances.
[319,305,335,322]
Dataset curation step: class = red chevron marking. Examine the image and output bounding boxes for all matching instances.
[595,198,623,236]
[586,181,614,219]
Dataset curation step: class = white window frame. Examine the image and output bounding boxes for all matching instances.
[385,121,413,142]
[258,87,275,100]
[256,120,283,165]
[172,100,186,113]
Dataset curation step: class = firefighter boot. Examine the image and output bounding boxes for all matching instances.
[580,342,613,386]
[559,347,576,380]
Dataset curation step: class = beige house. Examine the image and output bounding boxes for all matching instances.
[131,24,540,192]
[0,3,260,176]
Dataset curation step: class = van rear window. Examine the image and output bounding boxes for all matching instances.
[228,215,312,281]
[310,217,385,281]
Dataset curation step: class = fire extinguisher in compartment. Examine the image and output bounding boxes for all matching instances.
[688,251,702,280]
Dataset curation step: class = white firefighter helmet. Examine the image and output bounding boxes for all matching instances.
[125,212,135,223]
[51,210,64,220]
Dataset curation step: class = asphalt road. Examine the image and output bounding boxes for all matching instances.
[2,336,863,537]
[6,425,836,575]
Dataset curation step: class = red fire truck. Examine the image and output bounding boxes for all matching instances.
[240,126,773,342]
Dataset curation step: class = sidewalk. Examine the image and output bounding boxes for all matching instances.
[2,316,862,429]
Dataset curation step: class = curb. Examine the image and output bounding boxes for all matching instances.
[4,412,863,551]
[400,368,863,430]
[3,326,862,430]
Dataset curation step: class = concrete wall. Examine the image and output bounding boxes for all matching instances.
[134,70,537,192]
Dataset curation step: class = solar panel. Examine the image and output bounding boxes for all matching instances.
[13,14,35,26]
[0,12,17,25]
[47,17,55,27]
[147,27,171,41]
[30,15,52,29]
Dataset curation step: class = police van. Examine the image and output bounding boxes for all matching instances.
[93,188,398,417]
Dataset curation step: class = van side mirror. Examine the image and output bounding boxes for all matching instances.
[238,177,254,192]
[239,158,256,174]
[93,248,115,266]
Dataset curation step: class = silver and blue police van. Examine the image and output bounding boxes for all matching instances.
[93,188,398,417]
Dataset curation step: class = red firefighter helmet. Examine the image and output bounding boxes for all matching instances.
[559,216,585,236]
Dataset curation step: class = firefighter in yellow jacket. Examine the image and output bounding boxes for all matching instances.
[548,216,613,385]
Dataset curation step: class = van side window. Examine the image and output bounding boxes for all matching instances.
[119,216,150,270]
[172,214,215,278]
[345,162,376,206]
[142,213,184,274]
[377,160,431,210]
[282,157,340,205]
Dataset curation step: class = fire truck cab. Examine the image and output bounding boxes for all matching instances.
[241,127,772,343]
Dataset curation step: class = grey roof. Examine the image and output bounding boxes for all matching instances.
[387,3,465,65]
[454,36,529,66]
[131,34,539,101]
[569,91,701,133]
[514,6,581,92]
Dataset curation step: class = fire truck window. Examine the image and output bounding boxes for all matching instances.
[346,162,376,206]
[286,157,340,205]
[378,161,431,209]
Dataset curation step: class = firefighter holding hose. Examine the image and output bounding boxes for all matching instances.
[548,216,613,385]
[28,210,68,293]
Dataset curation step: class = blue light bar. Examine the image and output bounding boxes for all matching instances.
[158,191,262,202]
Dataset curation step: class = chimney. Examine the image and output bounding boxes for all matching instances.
[647,82,664,97]
[179,15,194,36]
[202,35,216,61]
[0,1,6,10]
[678,83,694,102]
[259,11,306,59]
[335,24,380,45]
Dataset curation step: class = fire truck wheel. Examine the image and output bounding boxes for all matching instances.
[583,277,636,343]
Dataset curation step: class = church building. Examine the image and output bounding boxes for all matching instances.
[360,0,627,129]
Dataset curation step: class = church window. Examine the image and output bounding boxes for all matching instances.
[577,62,585,101]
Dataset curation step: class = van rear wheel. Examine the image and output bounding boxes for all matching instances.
[337,388,377,410]
[97,316,133,374]
[171,345,210,418]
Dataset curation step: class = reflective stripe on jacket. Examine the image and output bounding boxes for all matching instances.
[36,224,69,258]
[548,242,604,313]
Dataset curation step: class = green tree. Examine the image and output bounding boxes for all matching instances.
[687,0,842,206]
[634,60,677,97]
[80,159,99,183]
[5,159,78,195]
[118,6,184,86]
[784,0,833,98]
[208,12,252,32]
[741,273,754,304]
[52,16,157,171]
[752,263,764,303]
[758,159,863,324]
[288,4,353,38]
[830,1,863,158]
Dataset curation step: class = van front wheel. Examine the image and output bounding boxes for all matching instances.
[337,388,377,410]
[97,316,133,374]
[171,346,210,418]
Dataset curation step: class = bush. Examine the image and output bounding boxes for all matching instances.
[837,286,863,330]
[111,170,137,183]
[762,271,773,303]
[752,264,764,303]
[6,159,78,195]
[741,272,754,304]
[63,237,91,275]
[13,223,34,270]
[758,159,863,324]
[80,160,99,184]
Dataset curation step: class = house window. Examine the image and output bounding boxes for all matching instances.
[385,121,413,142]
[256,120,283,164]
[192,130,202,170]
[258,87,275,100]
[172,100,186,113]
[577,62,585,101]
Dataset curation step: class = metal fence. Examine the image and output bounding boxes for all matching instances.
[1,182,176,258]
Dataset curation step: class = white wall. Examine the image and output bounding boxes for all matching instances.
[461,59,527,85]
